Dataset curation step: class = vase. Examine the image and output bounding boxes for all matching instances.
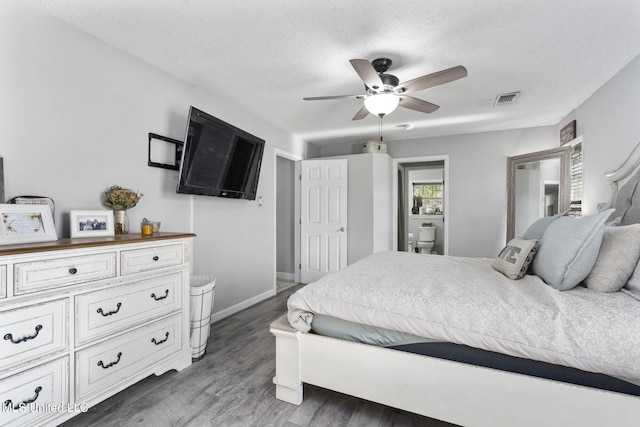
[114,209,129,234]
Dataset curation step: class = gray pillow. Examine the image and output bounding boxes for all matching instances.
[532,209,614,290]
[584,224,640,292]
[622,260,640,301]
[521,209,570,240]
[492,238,540,280]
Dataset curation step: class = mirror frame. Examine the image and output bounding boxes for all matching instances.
[507,146,571,242]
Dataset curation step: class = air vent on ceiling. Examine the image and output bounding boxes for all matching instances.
[494,92,520,106]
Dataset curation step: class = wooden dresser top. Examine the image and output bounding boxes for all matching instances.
[0,232,196,256]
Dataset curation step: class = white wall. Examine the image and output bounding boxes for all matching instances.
[0,1,309,319]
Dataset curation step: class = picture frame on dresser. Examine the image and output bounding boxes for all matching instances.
[70,209,114,238]
[0,204,57,245]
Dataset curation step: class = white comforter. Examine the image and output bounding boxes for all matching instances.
[288,251,640,381]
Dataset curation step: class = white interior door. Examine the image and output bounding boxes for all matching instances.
[300,159,348,283]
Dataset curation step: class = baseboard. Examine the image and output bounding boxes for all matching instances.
[210,289,276,323]
[276,271,295,281]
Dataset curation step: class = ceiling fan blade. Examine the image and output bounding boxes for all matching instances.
[398,96,440,114]
[352,105,370,120]
[398,65,467,93]
[303,94,363,101]
[350,59,384,89]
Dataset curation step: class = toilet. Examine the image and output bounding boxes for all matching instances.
[417,226,436,254]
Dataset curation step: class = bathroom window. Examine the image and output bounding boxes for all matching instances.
[413,182,443,214]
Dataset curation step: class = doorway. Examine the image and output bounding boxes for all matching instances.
[299,158,348,284]
[275,149,302,293]
[392,155,449,255]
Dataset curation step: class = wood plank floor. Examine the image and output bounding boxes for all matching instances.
[60,285,456,427]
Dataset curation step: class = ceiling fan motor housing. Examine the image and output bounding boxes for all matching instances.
[372,58,393,73]
[366,58,400,93]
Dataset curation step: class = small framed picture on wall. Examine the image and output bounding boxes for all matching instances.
[560,120,576,145]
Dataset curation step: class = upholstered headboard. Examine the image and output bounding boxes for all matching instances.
[598,141,640,225]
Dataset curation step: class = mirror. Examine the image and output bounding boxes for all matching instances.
[507,146,571,242]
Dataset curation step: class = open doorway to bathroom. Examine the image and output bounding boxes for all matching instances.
[393,156,449,256]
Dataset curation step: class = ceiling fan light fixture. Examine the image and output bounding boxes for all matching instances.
[364,93,399,116]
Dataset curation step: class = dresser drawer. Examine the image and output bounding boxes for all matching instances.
[120,244,183,275]
[75,315,181,401]
[14,253,116,295]
[0,300,68,373]
[0,357,69,427]
[75,272,183,345]
[0,265,6,299]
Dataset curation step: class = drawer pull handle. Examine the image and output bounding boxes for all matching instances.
[151,289,169,301]
[98,352,122,369]
[152,255,159,261]
[69,267,78,275]
[151,332,170,345]
[4,324,43,344]
[97,302,122,317]
[3,386,43,410]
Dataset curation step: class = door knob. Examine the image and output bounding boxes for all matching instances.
[338,227,345,232]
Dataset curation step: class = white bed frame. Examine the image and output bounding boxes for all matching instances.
[271,142,640,427]
[271,316,640,427]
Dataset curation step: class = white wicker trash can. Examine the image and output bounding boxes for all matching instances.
[189,276,216,360]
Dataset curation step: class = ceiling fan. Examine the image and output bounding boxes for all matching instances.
[303,58,467,120]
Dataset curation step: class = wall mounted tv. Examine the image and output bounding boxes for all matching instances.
[177,106,265,200]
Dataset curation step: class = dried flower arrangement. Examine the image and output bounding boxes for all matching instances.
[103,185,143,210]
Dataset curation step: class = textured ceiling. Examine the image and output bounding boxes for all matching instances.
[20,0,640,148]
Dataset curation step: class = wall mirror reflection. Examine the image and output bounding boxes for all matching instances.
[507,146,571,242]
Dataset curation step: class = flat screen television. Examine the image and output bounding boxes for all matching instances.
[177,106,265,200]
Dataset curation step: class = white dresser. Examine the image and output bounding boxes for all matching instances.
[0,232,195,426]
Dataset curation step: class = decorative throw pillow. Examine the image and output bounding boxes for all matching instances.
[492,238,540,280]
[531,209,614,291]
[621,259,640,300]
[584,224,640,292]
[605,216,622,226]
[521,209,570,240]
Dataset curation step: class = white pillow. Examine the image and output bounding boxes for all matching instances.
[492,238,540,280]
[584,224,640,292]
[532,209,614,291]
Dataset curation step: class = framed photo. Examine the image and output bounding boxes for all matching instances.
[0,204,57,245]
[70,210,114,238]
[10,196,55,221]
[560,120,577,145]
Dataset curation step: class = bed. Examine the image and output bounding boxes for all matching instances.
[270,142,640,427]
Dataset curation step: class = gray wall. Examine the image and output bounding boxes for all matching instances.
[1,1,310,320]
[4,1,638,314]
[559,54,640,214]
[318,127,558,258]
[315,52,640,257]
